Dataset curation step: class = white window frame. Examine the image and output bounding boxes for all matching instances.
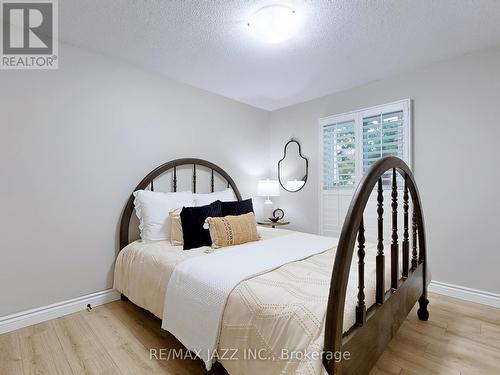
[318,98,412,235]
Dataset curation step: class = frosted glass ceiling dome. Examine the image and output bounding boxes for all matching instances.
[248,5,300,43]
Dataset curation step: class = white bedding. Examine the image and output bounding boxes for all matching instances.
[113,228,394,374]
[113,227,288,318]
[161,232,338,370]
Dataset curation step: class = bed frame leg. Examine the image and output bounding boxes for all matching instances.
[417,295,429,321]
[121,293,129,302]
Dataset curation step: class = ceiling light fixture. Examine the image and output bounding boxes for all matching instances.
[248,5,299,44]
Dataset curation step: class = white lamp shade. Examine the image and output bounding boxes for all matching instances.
[257,179,280,197]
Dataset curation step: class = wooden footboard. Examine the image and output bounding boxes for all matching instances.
[323,157,429,375]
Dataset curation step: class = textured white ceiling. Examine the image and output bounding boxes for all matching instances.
[60,1,500,110]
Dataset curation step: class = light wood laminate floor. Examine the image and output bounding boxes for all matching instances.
[1,293,499,375]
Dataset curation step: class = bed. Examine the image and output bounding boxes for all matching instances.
[115,157,429,375]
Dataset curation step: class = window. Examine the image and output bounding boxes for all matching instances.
[319,99,411,236]
[363,111,405,170]
[322,120,356,189]
[363,109,407,186]
[321,99,411,189]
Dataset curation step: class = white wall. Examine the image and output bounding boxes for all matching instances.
[0,44,270,316]
[269,46,500,294]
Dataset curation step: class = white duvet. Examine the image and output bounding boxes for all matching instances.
[161,232,338,370]
[114,228,395,374]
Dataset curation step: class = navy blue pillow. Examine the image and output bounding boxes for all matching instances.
[220,198,254,216]
[180,201,222,250]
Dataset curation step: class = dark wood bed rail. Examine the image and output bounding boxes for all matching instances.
[119,158,242,250]
[323,156,429,375]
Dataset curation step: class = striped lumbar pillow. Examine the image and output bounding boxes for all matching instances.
[206,212,261,249]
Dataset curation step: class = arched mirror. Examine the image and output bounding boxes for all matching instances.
[278,139,308,192]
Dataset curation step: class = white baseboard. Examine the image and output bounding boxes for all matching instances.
[0,289,121,335]
[429,281,500,308]
[2,283,497,335]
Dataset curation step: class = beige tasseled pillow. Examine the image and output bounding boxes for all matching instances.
[169,208,184,246]
[206,212,261,249]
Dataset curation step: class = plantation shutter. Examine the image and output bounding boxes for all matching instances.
[362,110,405,185]
[322,120,356,189]
[319,99,411,237]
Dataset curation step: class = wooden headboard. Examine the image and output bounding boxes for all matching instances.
[119,158,242,250]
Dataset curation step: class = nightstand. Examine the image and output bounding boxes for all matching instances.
[257,220,290,229]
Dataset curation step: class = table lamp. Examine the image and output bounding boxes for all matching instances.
[257,179,280,218]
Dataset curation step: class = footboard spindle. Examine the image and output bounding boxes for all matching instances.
[412,210,418,270]
[376,178,385,304]
[355,218,366,326]
[391,168,399,290]
[402,176,410,278]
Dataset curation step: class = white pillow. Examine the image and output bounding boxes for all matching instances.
[133,190,194,241]
[193,188,236,206]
